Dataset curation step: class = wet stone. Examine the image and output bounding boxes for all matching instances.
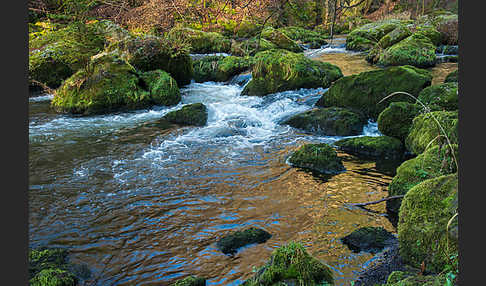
[216,227,272,255]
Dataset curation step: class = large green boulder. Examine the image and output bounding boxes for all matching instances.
[193,55,253,82]
[216,227,272,255]
[444,69,458,83]
[242,241,334,286]
[282,107,367,136]
[383,271,449,285]
[398,173,458,273]
[242,49,343,96]
[405,110,458,155]
[377,34,437,68]
[376,25,412,49]
[377,102,422,142]
[108,34,193,86]
[230,37,277,57]
[346,19,407,51]
[417,82,458,111]
[30,268,78,286]
[167,27,231,54]
[173,276,206,286]
[334,136,404,160]
[29,248,81,286]
[52,52,180,115]
[278,26,328,48]
[162,103,208,126]
[261,27,303,52]
[386,144,458,217]
[316,65,432,120]
[288,143,345,174]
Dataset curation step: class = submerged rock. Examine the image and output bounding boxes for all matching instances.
[173,276,206,286]
[417,82,458,111]
[405,110,458,155]
[163,103,208,126]
[192,55,253,83]
[52,52,180,115]
[386,144,458,220]
[242,241,334,286]
[282,107,367,136]
[315,65,431,120]
[334,136,404,160]
[398,173,458,273]
[242,49,343,96]
[216,227,272,255]
[377,102,422,142]
[341,227,396,254]
[288,143,345,174]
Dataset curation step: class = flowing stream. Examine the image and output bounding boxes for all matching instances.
[29,38,454,285]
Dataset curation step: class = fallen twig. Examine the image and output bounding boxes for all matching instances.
[349,195,405,207]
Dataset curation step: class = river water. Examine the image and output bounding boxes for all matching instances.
[28,39,456,285]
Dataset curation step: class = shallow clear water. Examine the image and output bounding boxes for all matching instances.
[29,46,401,286]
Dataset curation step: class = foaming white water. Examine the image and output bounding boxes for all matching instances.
[305,45,358,58]
[29,94,54,102]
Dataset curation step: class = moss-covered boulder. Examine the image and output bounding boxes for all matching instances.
[334,136,404,160]
[316,65,431,120]
[242,49,343,96]
[30,268,78,286]
[386,144,458,217]
[52,52,180,115]
[444,69,458,83]
[398,173,458,273]
[173,276,206,286]
[288,143,345,174]
[216,227,272,255]
[417,82,458,111]
[108,34,193,86]
[282,107,367,136]
[29,43,76,89]
[29,247,82,286]
[162,103,208,126]
[383,271,450,285]
[261,27,303,52]
[230,37,277,57]
[377,34,437,68]
[278,26,328,48]
[242,241,334,286]
[192,55,253,82]
[376,25,412,50]
[340,227,396,254]
[346,19,407,51]
[167,27,231,54]
[377,102,422,142]
[405,110,458,155]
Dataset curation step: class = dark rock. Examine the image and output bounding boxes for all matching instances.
[216,227,271,255]
[163,103,208,127]
[341,226,396,254]
[288,143,345,174]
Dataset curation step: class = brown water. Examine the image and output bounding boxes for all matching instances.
[29,41,455,286]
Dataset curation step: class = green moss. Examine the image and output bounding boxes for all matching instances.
[377,26,412,49]
[384,271,449,285]
[30,268,77,286]
[140,70,181,106]
[417,82,458,111]
[316,65,432,120]
[398,173,458,273]
[334,136,404,160]
[243,242,334,286]
[288,143,344,174]
[283,107,367,136]
[52,52,180,115]
[193,55,254,82]
[346,19,406,51]
[261,27,303,52]
[167,27,231,54]
[108,34,193,86]
[378,34,437,68]
[162,103,208,126]
[231,38,277,57]
[340,227,395,254]
[414,25,442,46]
[242,49,342,96]
[173,276,206,286]
[405,110,458,155]
[386,144,458,216]
[444,69,458,83]
[377,102,422,142]
[29,248,69,279]
[278,26,328,48]
[216,227,272,255]
[235,21,262,38]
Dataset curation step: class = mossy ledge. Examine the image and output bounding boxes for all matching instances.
[333,136,404,160]
[242,241,334,286]
[288,143,345,174]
